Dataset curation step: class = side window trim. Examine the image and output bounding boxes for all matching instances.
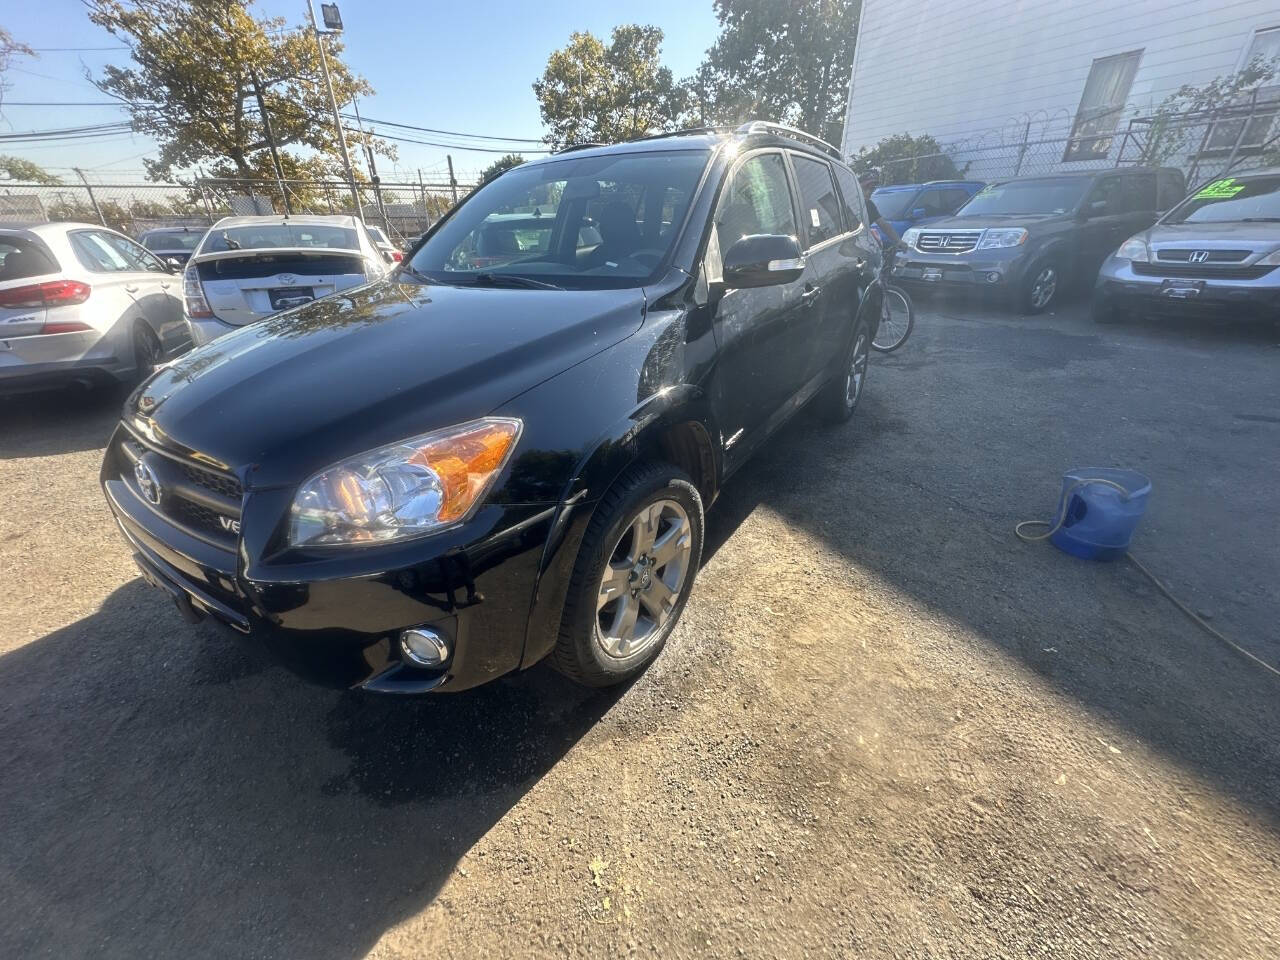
[831,164,868,237]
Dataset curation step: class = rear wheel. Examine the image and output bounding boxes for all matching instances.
[872,285,914,352]
[132,323,163,384]
[817,317,870,423]
[551,462,704,687]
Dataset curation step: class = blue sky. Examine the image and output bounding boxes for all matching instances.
[2,0,720,183]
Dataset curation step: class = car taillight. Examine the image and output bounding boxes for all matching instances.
[0,279,92,309]
[391,251,404,262]
[183,267,213,319]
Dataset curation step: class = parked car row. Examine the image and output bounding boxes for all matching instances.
[884,165,1280,323]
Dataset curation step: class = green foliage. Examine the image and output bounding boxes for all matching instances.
[478,154,525,184]
[0,155,62,184]
[86,0,392,181]
[1141,57,1280,167]
[533,25,685,149]
[848,133,961,185]
[686,0,861,146]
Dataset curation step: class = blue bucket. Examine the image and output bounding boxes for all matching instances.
[1049,468,1151,561]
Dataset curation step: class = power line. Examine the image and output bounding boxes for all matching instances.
[29,46,129,52]
[1,101,126,107]
[353,127,550,155]
[342,112,545,145]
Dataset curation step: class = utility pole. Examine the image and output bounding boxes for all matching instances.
[446,154,458,205]
[306,0,362,218]
[351,98,391,235]
[248,65,291,214]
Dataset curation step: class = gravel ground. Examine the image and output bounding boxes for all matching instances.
[1,297,1278,959]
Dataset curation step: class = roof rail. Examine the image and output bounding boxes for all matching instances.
[625,126,734,144]
[734,121,842,160]
[555,141,608,154]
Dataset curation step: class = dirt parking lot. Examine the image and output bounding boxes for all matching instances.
[2,297,1278,959]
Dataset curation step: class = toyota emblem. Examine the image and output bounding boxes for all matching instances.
[135,458,162,505]
[278,274,297,285]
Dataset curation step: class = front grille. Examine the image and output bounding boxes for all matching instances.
[1132,262,1276,280]
[117,429,242,547]
[916,231,982,254]
[1155,248,1252,263]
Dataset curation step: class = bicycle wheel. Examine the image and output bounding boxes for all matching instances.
[872,284,914,353]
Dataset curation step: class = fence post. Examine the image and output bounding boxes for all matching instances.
[73,168,106,226]
[447,155,458,206]
[1013,120,1031,176]
[197,178,216,223]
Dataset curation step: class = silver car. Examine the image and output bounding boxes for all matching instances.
[1,222,189,394]
[1095,168,1280,324]
[183,215,388,345]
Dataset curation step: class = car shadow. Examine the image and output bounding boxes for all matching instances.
[0,383,126,461]
[0,580,623,958]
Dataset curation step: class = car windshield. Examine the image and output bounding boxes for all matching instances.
[366,226,389,243]
[1162,175,1280,223]
[203,223,359,253]
[406,149,710,289]
[957,179,1089,216]
[871,188,919,220]
[141,231,202,252]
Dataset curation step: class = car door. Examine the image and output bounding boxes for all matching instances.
[787,152,850,387]
[705,149,809,466]
[1075,175,1130,281]
[103,230,188,354]
[831,162,881,355]
[1121,172,1159,238]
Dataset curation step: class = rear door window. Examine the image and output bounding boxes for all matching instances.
[790,154,843,245]
[832,165,865,231]
[0,237,58,281]
[1121,174,1157,213]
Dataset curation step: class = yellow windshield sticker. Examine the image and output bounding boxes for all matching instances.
[1194,178,1246,199]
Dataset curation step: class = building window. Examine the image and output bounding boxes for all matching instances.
[1064,50,1143,162]
[1201,27,1280,156]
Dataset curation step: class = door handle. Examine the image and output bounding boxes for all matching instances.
[125,285,140,293]
[159,282,171,289]
[801,284,822,306]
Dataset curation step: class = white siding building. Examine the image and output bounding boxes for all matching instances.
[841,0,1280,181]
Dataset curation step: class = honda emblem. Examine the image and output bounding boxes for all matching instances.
[1188,250,1210,263]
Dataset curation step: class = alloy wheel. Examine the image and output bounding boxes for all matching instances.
[845,331,869,407]
[596,499,693,658]
[1029,267,1057,310]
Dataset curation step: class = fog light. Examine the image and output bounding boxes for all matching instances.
[400,627,450,667]
[986,271,1002,284]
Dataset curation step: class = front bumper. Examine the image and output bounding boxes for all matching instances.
[101,424,566,693]
[891,248,1032,290]
[1096,258,1280,319]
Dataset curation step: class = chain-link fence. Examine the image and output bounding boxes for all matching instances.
[865,94,1280,188]
[0,175,464,246]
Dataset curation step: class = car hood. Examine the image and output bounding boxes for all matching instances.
[922,213,1065,231]
[1142,220,1280,247]
[131,278,646,488]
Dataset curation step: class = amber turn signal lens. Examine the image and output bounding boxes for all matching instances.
[408,419,521,523]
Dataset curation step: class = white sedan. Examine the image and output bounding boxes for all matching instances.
[0,222,188,395]
[183,215,388,345]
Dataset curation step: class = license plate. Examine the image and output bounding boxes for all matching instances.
[269,286,315,310]
[1161,280,1204,299]
[921,267,943,282]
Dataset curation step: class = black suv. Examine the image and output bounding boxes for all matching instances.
[893,167,1185,313]
[100,122,884,694]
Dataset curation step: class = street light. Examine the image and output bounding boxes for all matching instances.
[306,0,362,218]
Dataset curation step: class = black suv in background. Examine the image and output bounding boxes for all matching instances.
[892,167,1185,313]
[101,122,884,694]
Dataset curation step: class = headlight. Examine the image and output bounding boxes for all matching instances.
[976,228,1027,249]
[901,228,920,249]
[1114,236,1150,262]
[1259,248,1280,265]
[288,417,522,547]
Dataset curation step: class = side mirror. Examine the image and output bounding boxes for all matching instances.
[911,207,927,220]
[721,234,805,289]
[1080,199,1108,219]
[165,257,183,273]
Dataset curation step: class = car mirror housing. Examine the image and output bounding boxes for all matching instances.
[911,207,927,220]
[721,234,805,289]
[165,257,183,273]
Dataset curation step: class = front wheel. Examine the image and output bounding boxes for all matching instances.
[1018,261,1061,315]
[872,285,914,352]
[551,462,704,687]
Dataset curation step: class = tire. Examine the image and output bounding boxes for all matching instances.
[816,316,871,424]
[550,461,704,687]
[1092,293,1124,325]
[132,323,163,384]
[872,284,914,352]
[1018,261,1062,315]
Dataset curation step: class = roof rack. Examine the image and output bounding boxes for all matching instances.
[555,141,608,154]
[734,121,842,160]
[625,126,733,144]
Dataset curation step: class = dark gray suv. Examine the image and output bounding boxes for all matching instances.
[892,167,1185,313]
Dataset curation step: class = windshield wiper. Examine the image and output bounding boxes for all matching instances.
[470,272,564,291]
[396,262,433,284]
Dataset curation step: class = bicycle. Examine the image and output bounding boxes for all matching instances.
[872,249,915,353]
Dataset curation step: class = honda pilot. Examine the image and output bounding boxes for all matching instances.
[100,123,884,694]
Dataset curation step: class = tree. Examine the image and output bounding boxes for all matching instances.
[0,26,35,111]
[0,155,62,184]
[533,25,685,149]
[86,0,392,182]
[688,0,861,147]
[848,133,962,185]
[478,154,525,185]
